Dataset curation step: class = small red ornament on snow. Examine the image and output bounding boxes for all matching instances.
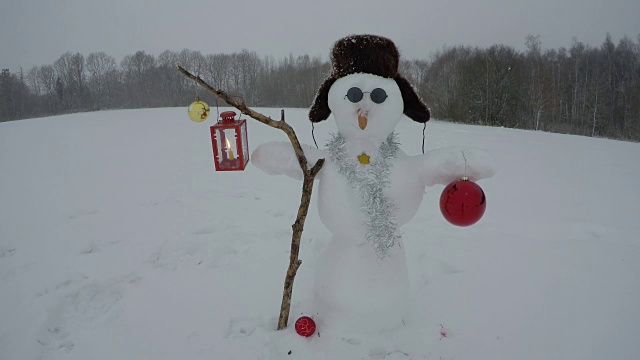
[440,176,486,227]
[294,316,316,337]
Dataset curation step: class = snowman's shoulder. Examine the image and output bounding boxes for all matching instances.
[389,150,418,168]
[301,144,328,166]
[251,141,329,180]
[407,146,497,186]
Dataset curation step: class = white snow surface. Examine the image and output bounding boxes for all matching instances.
[1,107,639,360]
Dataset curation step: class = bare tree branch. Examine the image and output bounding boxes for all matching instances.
[177,64,324,330]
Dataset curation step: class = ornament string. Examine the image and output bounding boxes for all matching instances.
[422,123,427,154]
[461,150,468,179]
[312,123,319,149]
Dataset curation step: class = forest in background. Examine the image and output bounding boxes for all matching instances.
[1,33,639,141]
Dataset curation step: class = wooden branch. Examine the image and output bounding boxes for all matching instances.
[177,65,325,331]
[177,65,311,173]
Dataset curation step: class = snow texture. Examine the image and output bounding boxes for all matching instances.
[1,107,640,360]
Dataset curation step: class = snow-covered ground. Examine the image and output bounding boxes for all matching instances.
[1,108,639,360]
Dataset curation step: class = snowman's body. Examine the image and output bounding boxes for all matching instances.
[313,148,424,330]
[252,42,496,331]
[253,73,495,331]
[254,141,424,331]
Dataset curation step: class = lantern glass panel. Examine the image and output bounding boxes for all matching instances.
[223,128,237,160]
[240,122,249,163]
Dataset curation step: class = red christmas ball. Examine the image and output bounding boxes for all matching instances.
[440,177,486,227]
[294,316,316,337]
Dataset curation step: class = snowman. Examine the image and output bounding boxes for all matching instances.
[252,35,496,331]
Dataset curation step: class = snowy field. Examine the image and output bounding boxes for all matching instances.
[1,107,639,360]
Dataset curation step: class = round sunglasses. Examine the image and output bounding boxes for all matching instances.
[344,87,388,104]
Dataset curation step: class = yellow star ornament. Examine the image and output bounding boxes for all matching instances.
[357,153,370,165]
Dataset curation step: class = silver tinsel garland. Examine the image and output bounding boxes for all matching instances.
[327,133,401,258]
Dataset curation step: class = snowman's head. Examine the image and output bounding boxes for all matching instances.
[310,35,430,142]
[327,73,403,142]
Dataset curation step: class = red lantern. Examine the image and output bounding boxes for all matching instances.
[210,111,249,171]
[439,177,486,226]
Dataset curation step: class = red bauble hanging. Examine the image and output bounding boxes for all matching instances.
[294,316,316,337]
[440,177,486,227]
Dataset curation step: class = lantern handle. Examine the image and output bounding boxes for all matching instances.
[215,95,246,121]
[215,96,221,120]
[232,96,246,119]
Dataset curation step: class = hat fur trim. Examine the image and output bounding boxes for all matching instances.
[309,77,336,123]
[395,75,430,123]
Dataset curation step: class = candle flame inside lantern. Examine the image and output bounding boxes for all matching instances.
[225,138,235,160]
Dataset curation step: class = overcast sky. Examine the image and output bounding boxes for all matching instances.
[1,0,639,72]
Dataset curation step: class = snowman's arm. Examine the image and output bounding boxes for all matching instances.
[417,147,497,186]
[251,141,327,181]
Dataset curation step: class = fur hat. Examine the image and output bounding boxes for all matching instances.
[309,34,430,123]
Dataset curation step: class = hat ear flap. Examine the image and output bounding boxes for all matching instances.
[394,75,430,123]
[309,77,337,123]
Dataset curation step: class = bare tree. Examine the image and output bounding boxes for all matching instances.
[204,53,231,90]
[525,34,550,130]
[26,66,42,96]
[54,52,73,108]
[157,50,183,105]
[121,51,156,107]
[87,52,117,110]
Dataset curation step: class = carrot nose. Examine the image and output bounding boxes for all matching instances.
[358,110,368,130]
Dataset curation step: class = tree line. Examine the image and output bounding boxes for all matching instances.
[408,34,640,140]
[1,33,639,140]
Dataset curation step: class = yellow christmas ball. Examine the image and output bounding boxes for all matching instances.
[188,99,210,122]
